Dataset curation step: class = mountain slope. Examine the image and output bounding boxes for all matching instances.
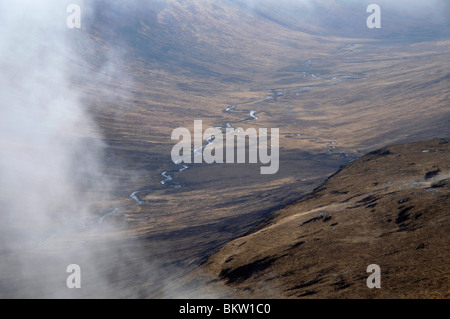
[201,138,450,298]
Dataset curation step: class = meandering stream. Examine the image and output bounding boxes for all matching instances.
[37,59,363,246]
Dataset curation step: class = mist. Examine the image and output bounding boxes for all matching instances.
[0,0,129,298]
[1,0,99,234]
[0,0,222,299]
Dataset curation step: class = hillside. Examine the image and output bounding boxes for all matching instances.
[200,138,450,298]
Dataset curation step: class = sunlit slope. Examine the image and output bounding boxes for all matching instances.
[201,138,450,298]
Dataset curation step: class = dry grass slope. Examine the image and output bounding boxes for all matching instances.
[201,138,450,298]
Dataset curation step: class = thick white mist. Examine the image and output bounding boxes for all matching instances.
[0,0,103,244]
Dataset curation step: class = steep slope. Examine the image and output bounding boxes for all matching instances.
[201,138,450,298]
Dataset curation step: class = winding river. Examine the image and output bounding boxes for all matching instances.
[37,59,363,246]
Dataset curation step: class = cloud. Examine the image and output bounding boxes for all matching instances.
[0,0,222,299]
[0,0,119,297]
[0,0,99,240]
